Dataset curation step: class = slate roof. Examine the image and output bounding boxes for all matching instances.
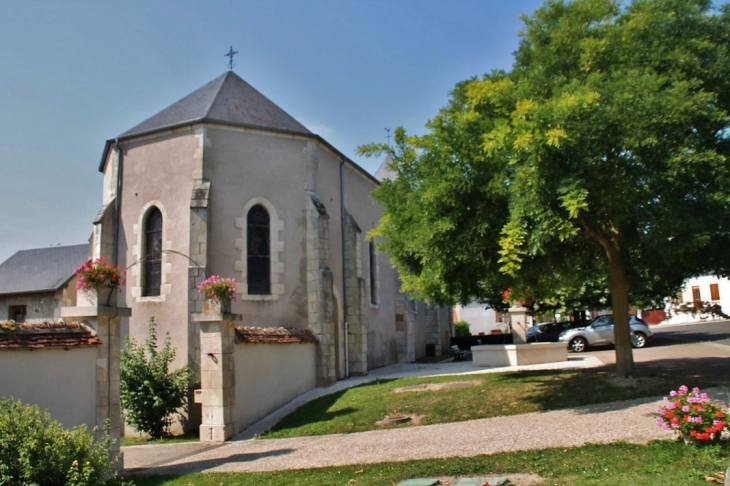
[119,71,312,139]
[0,321,101,350]
[235,326,318,344]
[100,71,379,186]
[0,244,88,295]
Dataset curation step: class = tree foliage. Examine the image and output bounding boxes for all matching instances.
[120,317,192,438]
[359,0,730,376]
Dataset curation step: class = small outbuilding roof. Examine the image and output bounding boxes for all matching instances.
[235,326,318,344]
[0,244,89,295]
[0,321,101,350]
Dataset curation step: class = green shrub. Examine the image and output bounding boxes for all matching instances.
[454,320,471,337]
[120,317,193,439]
[0,398,116,485]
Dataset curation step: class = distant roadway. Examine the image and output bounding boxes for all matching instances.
[585,320,730,385]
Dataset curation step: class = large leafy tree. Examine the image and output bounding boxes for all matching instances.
[359,0,730,376]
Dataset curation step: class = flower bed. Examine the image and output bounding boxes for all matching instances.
[654,385,727,444]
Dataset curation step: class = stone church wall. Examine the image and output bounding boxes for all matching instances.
[205,127,310,329]
[341,161,399,369]
[117,130,198,375]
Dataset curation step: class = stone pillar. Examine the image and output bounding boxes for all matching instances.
[395,289,416,363]
[344,211,368,375]
[60,304,131,471]
[192,311,240,442]
[425,304,442,357]
[305,192,337,387]
[509,305,529,344]
[347,279,368,375]
[188,179,211,430]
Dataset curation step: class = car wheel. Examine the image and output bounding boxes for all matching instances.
[569,337,587,353]
[631,332,647,348]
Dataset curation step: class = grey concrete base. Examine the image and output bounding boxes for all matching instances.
[472,342,567,368]
[199,424,234,443]
[397,479,440,486]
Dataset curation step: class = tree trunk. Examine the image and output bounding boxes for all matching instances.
[581,221,635,377]
[605,242,635,377]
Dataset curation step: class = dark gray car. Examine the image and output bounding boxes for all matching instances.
[558,315,654,352]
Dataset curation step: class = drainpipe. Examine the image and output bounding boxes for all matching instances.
[340,160,349,378]
[112,140,123,266]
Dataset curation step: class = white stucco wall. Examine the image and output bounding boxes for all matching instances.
[233,342,316,432]
[454,302,509,335]
[665,275,730,324]
[0,347,97,429]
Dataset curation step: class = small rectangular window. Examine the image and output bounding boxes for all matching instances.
[9,305,26,322]
[710,283,720,301]
[678,290,684,303]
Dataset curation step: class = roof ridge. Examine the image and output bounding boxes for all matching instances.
[201,72,230,119]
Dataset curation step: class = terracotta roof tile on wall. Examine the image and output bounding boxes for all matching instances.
[235,326,318,344]
[0,321,101,350]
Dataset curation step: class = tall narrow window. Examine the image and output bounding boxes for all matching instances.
[710,283,720,301]
[144,207,162,296]
[247,205,270,294]
[369,241,377,304]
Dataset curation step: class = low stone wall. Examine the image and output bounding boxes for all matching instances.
[472,342,567,368]
[233,335,317,434]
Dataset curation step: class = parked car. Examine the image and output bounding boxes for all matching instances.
[526,321,585,342]
[558,315,653,352]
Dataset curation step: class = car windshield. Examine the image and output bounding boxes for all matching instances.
[591,316,613,327]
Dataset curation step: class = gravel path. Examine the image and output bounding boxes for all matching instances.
[124,396,674,475]
[121,356,726,476]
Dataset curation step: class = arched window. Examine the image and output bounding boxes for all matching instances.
[247,205,270,295]
[144,207,162,296]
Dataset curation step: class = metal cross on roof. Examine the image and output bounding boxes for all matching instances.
[384,127,392,146]
[225,45,239,71]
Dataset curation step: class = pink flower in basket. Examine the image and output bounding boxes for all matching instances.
[197,275,237,302]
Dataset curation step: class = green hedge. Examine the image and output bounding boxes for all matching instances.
[0,398,118,486]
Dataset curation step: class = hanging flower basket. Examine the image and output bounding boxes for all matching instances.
[74,258,126,306]
[198,275,237,314]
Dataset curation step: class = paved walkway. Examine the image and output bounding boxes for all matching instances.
[120,354,710,475]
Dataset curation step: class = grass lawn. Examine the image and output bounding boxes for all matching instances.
[262,369,717,438]
[127,441,730,485]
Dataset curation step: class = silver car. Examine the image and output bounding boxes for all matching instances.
[558,315,653,353]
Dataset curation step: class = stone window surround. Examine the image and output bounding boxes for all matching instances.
[235,197,285,301]
[131,201,172,302]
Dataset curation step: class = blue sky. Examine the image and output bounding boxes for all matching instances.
[0,0,545,263]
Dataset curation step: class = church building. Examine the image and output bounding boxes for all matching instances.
[91,71,450,433]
